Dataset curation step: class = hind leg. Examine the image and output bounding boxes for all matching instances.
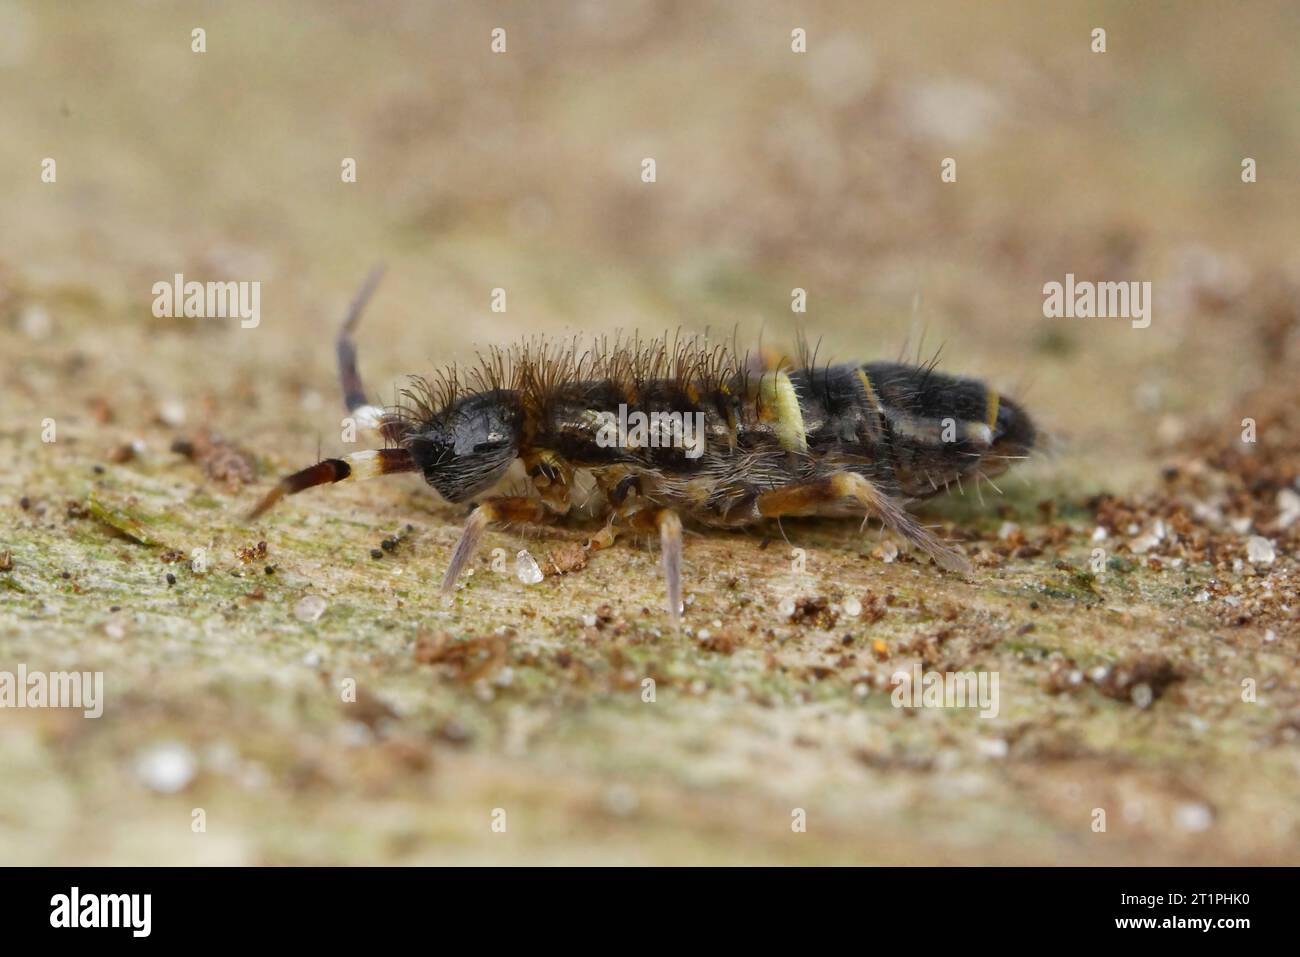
[756,472,970,574]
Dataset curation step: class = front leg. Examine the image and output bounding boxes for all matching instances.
[523,450,575,516]
[440,496,556,594]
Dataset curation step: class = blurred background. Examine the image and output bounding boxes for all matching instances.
[2,1,1300,864]
[4,0,1297,488]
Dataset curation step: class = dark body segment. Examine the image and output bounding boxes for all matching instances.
[491,360,1033,526]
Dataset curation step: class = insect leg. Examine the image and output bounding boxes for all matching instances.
[658,510,684,627]
[584,522,621,552]
[619,507,684,627]
[523,450,576,517]
[440,496,555,594]
[756,471,970,574]
[247,447,416,520]
[584,471,641,552]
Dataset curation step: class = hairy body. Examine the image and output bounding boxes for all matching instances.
[249,271,1037,624]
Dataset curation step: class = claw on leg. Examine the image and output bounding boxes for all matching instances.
[585,523,620,552]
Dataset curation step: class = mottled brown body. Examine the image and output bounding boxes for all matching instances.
[249,273,1038,624]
